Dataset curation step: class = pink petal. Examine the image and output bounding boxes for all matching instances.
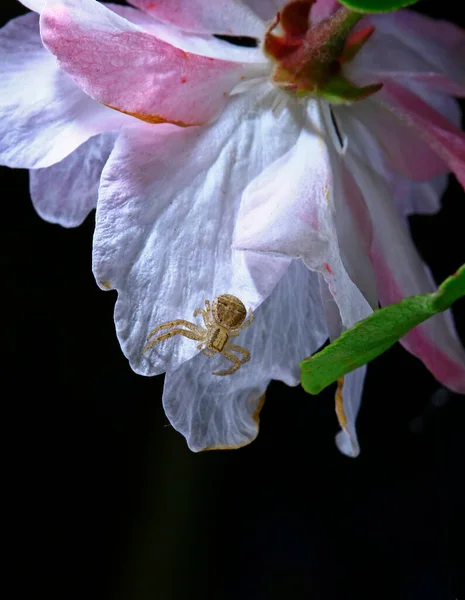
[347,153,465,395]
[378,81,465,190]
[338,93,449,183]
[41,0,252,128]
[0,12,130,169]
[351,10,465,96]
[367,9,465,94]
[334,101,452,216]
[126,0,265,37]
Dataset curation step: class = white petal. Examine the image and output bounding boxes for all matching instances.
[163,260,328,451]
[334,367,366,458]
[234,100,375,330]
[0,12,131,169]
[29,133,116,227]
[318,278,365,458]
[391,175,449,217]
[93,84,305,376]
[244,0,284,21]
[19,0,45,12]
[244,0,338,24]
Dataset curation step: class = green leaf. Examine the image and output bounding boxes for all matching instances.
[300,265,465,395]
[337,0,420,13]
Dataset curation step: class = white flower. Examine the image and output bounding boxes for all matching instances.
[1,0,464,453]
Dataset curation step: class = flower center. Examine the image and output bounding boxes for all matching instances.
[264,0,382,103]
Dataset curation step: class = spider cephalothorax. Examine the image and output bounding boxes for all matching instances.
[142,295,254,376]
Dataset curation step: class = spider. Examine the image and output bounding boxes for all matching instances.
[142,294,254,376]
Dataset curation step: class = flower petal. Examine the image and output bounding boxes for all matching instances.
[107,2,264,63]
[41,0,256,127]
[391,175,449,217]
[334,368,366,458]
[378,81,465,190]
[19,0,45,12]
[334,101,451,216]
[318,277,365,458]
[163,260,328,451]
[126,0,265,38]
[93,85,304,376]
[244,0,285,21]
[336,95,449,183]
[234,101,375,331]
[0,12,131,169]
[360,10,465,96]
[241,0,339,26]
[346,152,465,394]
[29,133,115,227]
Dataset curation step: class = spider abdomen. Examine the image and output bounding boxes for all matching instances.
[207,326,229,352]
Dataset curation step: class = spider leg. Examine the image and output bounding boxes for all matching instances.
[147,319,204,341]
[143,328,203,354]
[202,348,216,358]
[196,341,216,357]
[225,343,250,365]
[233,309,255,332]
[212,348,243,376]
[193,300,212,327]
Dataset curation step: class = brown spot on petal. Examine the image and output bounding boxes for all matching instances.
[100,280,112,290]
[200,393,266,452]
[253,392,266,426]
[104,104,198,127]
[335,377,348,431]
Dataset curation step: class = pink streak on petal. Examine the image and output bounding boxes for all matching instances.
[379,81,465,190]
[41,3,247,127]
[381,73,464,98]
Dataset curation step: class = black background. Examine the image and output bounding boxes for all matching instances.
[1,1,465,598]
